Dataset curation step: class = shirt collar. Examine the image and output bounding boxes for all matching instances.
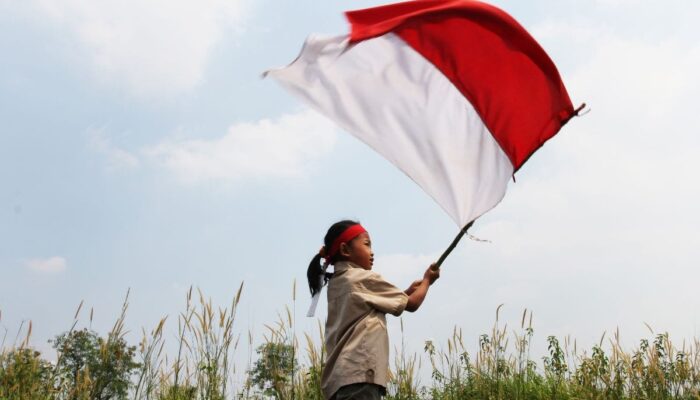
[333,260,362,273]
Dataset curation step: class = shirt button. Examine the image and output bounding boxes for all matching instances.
[366,369,375,379]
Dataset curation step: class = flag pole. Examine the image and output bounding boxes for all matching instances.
[433,220,475,269]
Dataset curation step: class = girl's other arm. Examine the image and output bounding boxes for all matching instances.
[404,279,423,295]
[405,264,439,312]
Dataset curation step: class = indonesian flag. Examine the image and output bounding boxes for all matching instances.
[266,0,577,227]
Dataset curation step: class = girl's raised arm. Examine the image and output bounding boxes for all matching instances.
[405,264,439,312]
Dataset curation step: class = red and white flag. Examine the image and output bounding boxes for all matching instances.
[266,0,577,227]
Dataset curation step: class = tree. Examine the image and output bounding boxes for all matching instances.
[52,328,140,400]
[0,348,53,399]
[249,342,296,398]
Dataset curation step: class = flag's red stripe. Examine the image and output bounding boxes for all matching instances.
[346,0,574,171]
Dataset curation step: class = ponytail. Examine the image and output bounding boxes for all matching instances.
[307,253,324,297]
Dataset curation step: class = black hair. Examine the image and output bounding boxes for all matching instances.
[307,219,360,297]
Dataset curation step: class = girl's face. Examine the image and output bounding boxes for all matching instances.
[341,232,374,270]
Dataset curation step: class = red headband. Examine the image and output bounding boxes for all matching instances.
[325,224,367,263]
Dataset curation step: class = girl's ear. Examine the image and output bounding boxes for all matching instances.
[339,242,351,257]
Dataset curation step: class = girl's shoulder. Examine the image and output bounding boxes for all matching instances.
[345,267,381,283]
[347,268,399,294]
[329,268,378,291]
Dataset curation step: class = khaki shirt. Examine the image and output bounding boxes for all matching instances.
[322,261,409,399]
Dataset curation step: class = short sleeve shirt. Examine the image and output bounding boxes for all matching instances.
[321,261,409,399]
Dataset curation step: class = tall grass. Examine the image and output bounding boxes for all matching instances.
[2,283,700,399]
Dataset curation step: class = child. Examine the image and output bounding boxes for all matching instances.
[307,220,439,400]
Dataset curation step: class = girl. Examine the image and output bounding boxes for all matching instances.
[307,220,439,400]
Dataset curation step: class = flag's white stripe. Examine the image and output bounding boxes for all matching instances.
[267,34,513,226]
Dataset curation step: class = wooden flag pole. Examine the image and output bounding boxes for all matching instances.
[433,220,475,269]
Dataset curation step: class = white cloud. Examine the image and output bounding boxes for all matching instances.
[88,110,337,183]
[144,110,337,183]
[533,21,700,220]
[29,0,248,97]
[24,257,67,273]
[87,128,140,170]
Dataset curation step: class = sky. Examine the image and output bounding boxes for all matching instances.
[1,0,700,384]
